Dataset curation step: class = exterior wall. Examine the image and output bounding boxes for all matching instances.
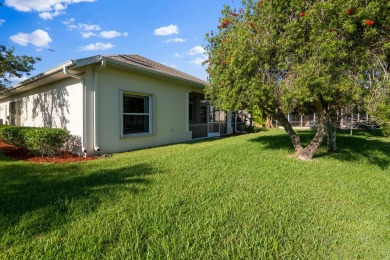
[0,78,84,154]
[0,103,8,125]
[94,67,194,154]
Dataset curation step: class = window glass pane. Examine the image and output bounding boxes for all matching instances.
[201,108,207,123]
[123,115,149,134]
[123,95,149,113]
[189,103,193,121]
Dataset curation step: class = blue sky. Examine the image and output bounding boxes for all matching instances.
[1,0,239,84]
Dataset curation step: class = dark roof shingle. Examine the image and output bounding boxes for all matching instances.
[104,54,207,86]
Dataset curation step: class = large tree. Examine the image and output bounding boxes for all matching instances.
[205,0,389,160]
[0,45,41,91]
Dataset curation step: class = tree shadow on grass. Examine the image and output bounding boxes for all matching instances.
[248,131,316,152]
[0,162,157,238]
[249,131,390,169]
[316,135,390,170]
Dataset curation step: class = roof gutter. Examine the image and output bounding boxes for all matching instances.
[63,63,82,80]
[0,60,73,98]
[93,56,107,152]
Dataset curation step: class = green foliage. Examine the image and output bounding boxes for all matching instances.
[0,124,11,131]
[24,128,71,156]
[0,126,28,147]
[0,130,389,258]
[245,125,264,133]
[380,127,390,137]
[370,95,390,137]
[204,0,389,158]
[205,0,389,120]
[0,126,70,156]
[0,45,41,90]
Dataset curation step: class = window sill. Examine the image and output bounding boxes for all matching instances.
[121,132,155,139]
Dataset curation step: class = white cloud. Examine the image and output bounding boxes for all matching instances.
[79,42,114,51]
[64,18,101,39]
[0,19,5,25]
[64,19,127,40]
[64,18,101,40]
[154,24,179,36]
[64,18,101,36]
[174,52,183,58]
[163,63,177,68]
[5,74,29,85]
[186,46,205,55]
[81,32,97,39]
[98,30,128,39]
[10,29,52,47]
[69,23,101,31]
[165,38,186,43]
[39,10,63,20]
[54,3,66,11]
[63,17,75,25]
[191,58,207,65]
[80,23,100,31]
[4,0,96,19]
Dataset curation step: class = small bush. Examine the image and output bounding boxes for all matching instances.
[0,126,28,147]
[0,125,11,138]
[0,126,71,156]
[380,125,390,137]
[245,125,265,133]
[0,125,12,132]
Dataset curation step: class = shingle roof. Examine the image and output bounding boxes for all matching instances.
[104,54,207,86]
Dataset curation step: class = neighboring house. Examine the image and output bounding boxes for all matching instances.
[280,110,372,129]
[0,54,237,156]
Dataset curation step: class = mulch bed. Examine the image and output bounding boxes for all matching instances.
[0,133,248,163]
[0,141,98,163]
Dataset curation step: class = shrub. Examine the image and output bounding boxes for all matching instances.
[25,128,71,157]
[0,126,28,147]
[245,125,265,133]
[0,126,71,157]
[380,124,390,137]
[0,125,11,137]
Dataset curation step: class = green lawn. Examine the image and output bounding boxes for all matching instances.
[1,129,389,259]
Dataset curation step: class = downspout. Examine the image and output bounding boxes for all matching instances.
[93,58,106,152]
[63,66,87,154]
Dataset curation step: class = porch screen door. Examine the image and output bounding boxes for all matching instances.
[208,105,220,137]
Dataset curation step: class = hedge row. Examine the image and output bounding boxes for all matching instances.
[0,126,71,157]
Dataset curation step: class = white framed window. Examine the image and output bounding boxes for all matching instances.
[120,91,154,137]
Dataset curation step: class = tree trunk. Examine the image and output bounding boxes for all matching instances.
[265,116,274,128]
[297,111,328,160]
[275,111,303,153]
[327,112,337,152]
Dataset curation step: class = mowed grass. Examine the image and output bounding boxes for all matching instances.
[0,129,389,259]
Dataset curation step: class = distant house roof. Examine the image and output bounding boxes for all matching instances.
[0,54,206,99]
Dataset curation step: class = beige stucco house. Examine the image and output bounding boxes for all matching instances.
[0,55,239,156]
